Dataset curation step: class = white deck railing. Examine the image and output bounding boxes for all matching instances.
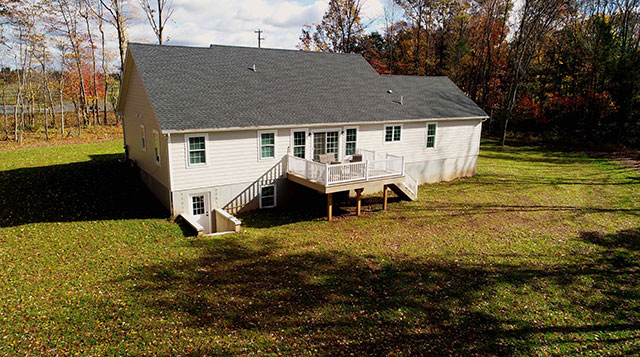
[286,153,404,186]
[403,173,419,197]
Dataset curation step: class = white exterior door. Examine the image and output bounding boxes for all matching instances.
[190,193,210,233]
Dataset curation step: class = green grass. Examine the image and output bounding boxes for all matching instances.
[0,139,639,354]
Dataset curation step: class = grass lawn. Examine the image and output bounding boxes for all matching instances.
[0,139,639,355]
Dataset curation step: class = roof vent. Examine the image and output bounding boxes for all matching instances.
[387,90,393,94]
[400,96,404,105]
[250,64,256,72]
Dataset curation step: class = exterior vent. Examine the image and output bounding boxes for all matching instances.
[251,64,256,72]
[400,96,404,105]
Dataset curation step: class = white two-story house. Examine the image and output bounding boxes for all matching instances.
[117,43,488,234]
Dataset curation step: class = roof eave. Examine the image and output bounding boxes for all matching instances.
[160,116,489,135]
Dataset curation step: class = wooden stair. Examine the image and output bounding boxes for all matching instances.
[389,182,418,201]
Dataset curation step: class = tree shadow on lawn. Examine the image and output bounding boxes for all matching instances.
[119,228,640,354]
[240,194,403,228]
[0,154,168,227]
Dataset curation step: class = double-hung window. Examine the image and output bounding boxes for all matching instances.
[259,131,276,160]
[187,135,206,166]
[426,123,437,149]
[292,131,306,159]
[260,184,276,208]
[345,128,357,156]
[153,130,160,164]
[385,125,401,142]
[140,125,146,151]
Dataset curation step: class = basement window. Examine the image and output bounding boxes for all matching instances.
[260,184,276,208]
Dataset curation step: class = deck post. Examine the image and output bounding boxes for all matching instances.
[325,163,330,185]
[382,185,388,211]
[305,160,310,180]
[355,188,363,216]
[365,160,369,181]
[327,193,333,221]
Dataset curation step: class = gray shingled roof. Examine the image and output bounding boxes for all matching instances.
[127,43,488,132]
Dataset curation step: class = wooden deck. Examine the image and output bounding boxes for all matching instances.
[286,171,405,194]
[284,153,418,221]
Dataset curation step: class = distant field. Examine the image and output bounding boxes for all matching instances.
[0,140,638,354]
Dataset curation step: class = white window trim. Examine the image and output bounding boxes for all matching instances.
[140,124,146,152]
[384,124,403,143]
[184,133,209,168]
[311,127,342,162]
[343,126,359,158]
[426,122,437,150]
[152,129,161,166]
[259,184,277,208]
[258,130,277,161]
[290,128,309,159]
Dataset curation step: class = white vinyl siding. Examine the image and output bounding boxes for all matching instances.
[121,61,170,190]
[167,120,481,192]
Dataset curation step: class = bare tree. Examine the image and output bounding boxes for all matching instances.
[138,0,174,45]
[499,0,568,145]
[79,0,99,124]
[100,0,128,70]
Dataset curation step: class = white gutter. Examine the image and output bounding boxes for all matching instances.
[161,116,489,135]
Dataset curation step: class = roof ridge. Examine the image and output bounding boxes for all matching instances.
[128,42,363,57]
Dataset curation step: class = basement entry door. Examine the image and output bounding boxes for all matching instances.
[190,193,210,233]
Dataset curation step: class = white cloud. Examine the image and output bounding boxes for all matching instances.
[127,0,329,49]
[127,0,385,49]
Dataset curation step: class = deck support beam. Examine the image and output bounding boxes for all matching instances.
[355,189,363,216]
[382,185,389,211]
[327,193,333,221]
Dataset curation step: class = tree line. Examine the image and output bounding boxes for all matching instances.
[300,0,640,147]
[0,0,172,145]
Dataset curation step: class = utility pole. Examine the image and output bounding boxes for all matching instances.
[255,29,265,48]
